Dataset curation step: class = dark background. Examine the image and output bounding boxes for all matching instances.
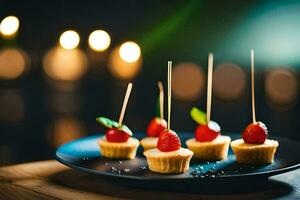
[0,0,299,166]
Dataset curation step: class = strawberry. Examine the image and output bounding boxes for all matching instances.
[157,129,181,152]
[146,118,167,137]
[195,124,220,142]
[242,122,268,144]
[105,128,130,142]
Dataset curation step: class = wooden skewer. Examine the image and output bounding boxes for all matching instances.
[118,83,133,127]
[167,61,172,130]
[251,49,256,123]
[206,53,214,123]
[157,81,164,119]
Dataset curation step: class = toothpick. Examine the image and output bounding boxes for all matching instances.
[251,49,256,123]
[157,81,164,119]
[167,61,172,130]
[206,53,214,123]
[118,83,133,127]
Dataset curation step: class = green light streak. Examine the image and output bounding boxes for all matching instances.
[217,1,300,68]
[138,0,201,56]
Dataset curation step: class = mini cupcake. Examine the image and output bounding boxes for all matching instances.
[141,82,167,151]
[231,121,279,165]
[96,117,140,159]
[95,82,139,160]
[186,136,231,161]
[186,54,230,161]
[231,50,279,165]
[186,107,231,161]
[144,129,193,173]
[144,61,193,173]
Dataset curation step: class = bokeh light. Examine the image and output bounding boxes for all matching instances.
[0,90,24,123]
[108,45,142,80]
[265,68,298,105]
[0,48,29,80]
[0,16,19,38]
[59,30,80,50]
[172,62,204,101]
[213,63,246,100]
[49,89,81,115]
[119,41,141,63]
[48,118,86,147]
[43,47,87,81]
[88,30,111,52]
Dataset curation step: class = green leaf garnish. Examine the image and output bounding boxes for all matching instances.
[190,107,207,125]
[96,117,119,128]
[96,117,133,136]
[119,124,133,136]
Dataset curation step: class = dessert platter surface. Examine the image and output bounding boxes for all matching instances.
[56,132,300,182]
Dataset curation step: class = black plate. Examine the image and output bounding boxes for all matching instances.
[56,132,300,191]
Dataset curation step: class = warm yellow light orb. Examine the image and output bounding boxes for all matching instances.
[50,118,86,147]
[213,63,246,100]
[0,48,28,80]
[119,41,141,63]
[172,62,204,101]
[43,47,87,81]
[265,68,298,105]
[88,30,111,52]
[0,16,20,37]
[108,46,142,80]
[59,30,80,50]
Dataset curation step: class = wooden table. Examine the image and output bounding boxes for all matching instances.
[0,160,299,200]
